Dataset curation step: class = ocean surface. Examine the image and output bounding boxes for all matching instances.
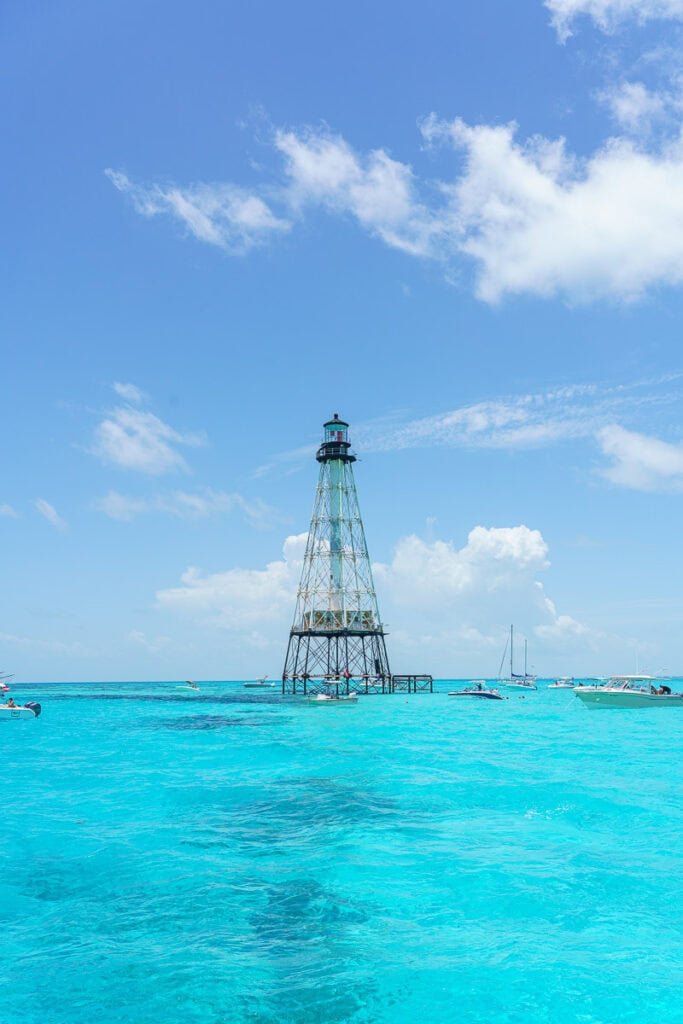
[2,679,682,1024]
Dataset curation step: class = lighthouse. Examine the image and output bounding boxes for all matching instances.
[282,414,392,695]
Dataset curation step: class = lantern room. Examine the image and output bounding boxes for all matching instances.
[324,413,348,444]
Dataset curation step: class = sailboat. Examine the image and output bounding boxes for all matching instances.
[498,626,537,690]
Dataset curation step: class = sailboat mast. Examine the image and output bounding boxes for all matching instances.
[497,637,509,679]
[524,638,528,677]
[510,625,513,679]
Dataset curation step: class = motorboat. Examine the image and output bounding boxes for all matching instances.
[575,676,683,709]
[548,677,575,689]
[244,676,276,688]
[498,626,537,690]
[306,692,358,704]
[449,680,505,700]
[0,701,41,720]
[176,680,200,692]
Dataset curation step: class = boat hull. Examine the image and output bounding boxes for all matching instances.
[0,705,39,719]
[449,691,504,700]
[306,693,358,704]
[576,689,683,709]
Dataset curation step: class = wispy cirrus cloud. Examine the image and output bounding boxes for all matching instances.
[113,381,148,405]
[0,631,89,655]
[254,373,683,477]
[34,499,66,530]
[0,503,18,518]
[90,384,204,475]
[105,170,291,253]
[95,489,277,529]
[358,386,597,454]
[127,629,171,654]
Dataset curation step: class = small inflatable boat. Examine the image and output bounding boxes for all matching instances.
[0,701,41,720]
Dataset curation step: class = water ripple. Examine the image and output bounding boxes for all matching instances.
[2,681,683,1023]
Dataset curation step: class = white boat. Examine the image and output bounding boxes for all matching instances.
[306,691,358,704]
[548,677,575,689]
[176,680,200,692]
[575,676,683,709]
[498,626,537,690]
[0,701,41,720]
[244,676,276,688]
[449,680,505,700]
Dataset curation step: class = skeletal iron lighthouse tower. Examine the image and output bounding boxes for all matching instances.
[282,414,391,695]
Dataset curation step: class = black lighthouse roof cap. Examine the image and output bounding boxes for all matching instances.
[324,413,349,428]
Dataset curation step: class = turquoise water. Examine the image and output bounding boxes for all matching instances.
[2,680,682,1024]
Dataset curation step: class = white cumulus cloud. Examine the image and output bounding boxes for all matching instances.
[422,114,683,303]
[546,0,683,40]
[108,115,683,304]
[600,81,668,131]
[90,385,204,475]
[156,533,306,636]
[597,423,683,489]
[152,524,601,673]
[274,128,433,255]
[373,526,596,671]
[373,526,550,607]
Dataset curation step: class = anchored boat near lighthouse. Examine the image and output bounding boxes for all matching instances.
[0,674,41,720]
[244,676,275,688]
[0,672,42,719]
[498,626,537,690]
[449,680,505,700]
[575,676,683,708]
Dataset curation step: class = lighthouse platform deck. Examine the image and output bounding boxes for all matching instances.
[282,674,433,695]
[391,674,434,693]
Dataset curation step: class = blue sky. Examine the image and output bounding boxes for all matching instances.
[4,0,683,680]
